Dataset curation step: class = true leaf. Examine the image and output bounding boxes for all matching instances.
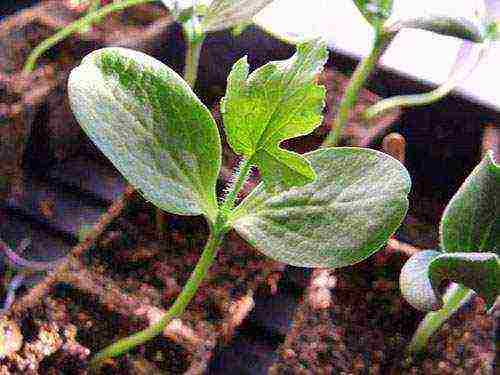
[230,147,411,268]
[221,39,328,188]
[440,151,500,253]
[400,250,500,311]
[201,0,274,32]
[68,47,221,221]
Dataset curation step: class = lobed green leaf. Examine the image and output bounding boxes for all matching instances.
[230,147,411,268]
[440,151,500,254]
[68,48,221,221]
[221,39,328,189]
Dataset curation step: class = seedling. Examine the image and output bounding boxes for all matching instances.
[23,0,276,238]
[399,151,499,355]
[67,39,411,367]
[23,0,275,86]
[322,0,499,146]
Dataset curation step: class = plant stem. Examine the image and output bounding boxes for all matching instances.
[221,157,253,212]
[408,284,474,356]
[91,158,253,368]
[322,31,393,147]
[182,20,206,88]
[82,0,102,32]
[90,228,225,369]
[364,40,490,120]
[22,0,154,74]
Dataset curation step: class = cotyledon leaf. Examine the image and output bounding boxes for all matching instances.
[230,147,411,268]
[68,47,221,221]
[440,151,500,254]
[400,250,443,311]
[383,0,490,42]
[400,250,500,312]
[221,39,328,189]
[201,0,274,32]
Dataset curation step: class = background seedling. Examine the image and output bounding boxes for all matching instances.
[399,151,499,356]
[67,39,411,367]
[322,0,499,147]
[23,0,275,84]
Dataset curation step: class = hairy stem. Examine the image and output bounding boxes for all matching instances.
[90,228,225,368]
[91,154,253,367]
[322,31,394,147]
[22,0,154,74]
[221,157,253,212]
[408,284,474,356]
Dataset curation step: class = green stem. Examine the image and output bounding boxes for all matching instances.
[79,0,102,34]
[408,284,474,356]
[364,40,491,120]
[182,21,206,88]
[22,0,154,74]
[90,157,253,368]
[90,228,225,369]
[322,31,394,147]
[221,157,253,212]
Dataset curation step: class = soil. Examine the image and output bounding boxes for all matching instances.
[0,1,497,374]
[268,247,497,375]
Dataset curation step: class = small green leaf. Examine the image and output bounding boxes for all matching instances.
[201,0,274,32]
[440,151,500,253]
[68,48,221,221]
[230,147,411,268]
[221,39,328,188]
[400,250,500,312]
[353,0,394,29]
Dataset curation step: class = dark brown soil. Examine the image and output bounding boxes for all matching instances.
[268,247,497,375]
